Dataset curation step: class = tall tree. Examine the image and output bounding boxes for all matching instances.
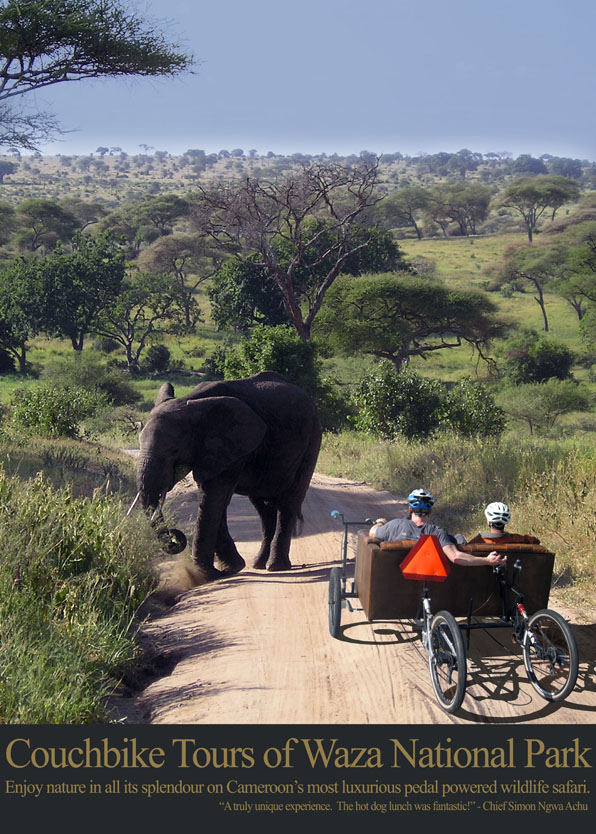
[37,232,126,350]
[208,222,406,333]
[191,160,382,341]
[0,0,193,149]
[136,233,208,331]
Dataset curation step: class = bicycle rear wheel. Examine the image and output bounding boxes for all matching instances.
[428,611,467,713]
[328,567,342,638]
[523,609,578,701]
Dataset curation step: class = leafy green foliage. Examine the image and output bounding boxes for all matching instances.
[353,366,445,438]
[316,272,508,368]
[0,467,157,722]
[501,329,575,383]
[498,176,580,241]
[353,365,505,439]
[0,0,192,150]
[224,325,322,393]
[42,350,140,406]
[497,379,592,434]
[144,344,171,373]
[10,383,106,437]
[223,324,351,430]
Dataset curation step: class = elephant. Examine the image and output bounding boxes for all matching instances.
[131,371,322,583]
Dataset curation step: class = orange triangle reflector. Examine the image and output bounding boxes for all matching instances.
[400,534,451,583]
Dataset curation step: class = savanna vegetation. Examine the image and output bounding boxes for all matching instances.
[3,84,596,718]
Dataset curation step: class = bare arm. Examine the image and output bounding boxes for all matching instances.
[443,544,505,567]
[368,518,387,537]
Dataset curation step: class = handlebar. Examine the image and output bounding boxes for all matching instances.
[331,510,374,526]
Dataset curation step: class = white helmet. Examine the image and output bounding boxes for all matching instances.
[485,502,511,528]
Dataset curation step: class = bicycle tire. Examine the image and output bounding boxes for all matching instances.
[328,567,342,638]
[523,609,579,701]
[428,611,467,713]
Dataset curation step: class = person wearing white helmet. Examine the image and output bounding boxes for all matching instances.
[467,502,540,546]
[369,489,506,567]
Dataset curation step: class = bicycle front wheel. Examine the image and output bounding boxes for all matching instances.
[428,611,467,713]
[523,609,579,702]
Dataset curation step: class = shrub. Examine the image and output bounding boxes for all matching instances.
[501,329,575,383]
[353,366,505,439]
[11,384,107,438]
[440,379,506,437]
[353,365,444,438]
[144,344,171,373]
[223,324,349,431]
[42,351,140,406]
[497,380,592,434]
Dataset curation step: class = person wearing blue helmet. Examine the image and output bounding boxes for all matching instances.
[369,488,505,567]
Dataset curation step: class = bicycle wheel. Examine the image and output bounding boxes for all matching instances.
[428,611,467,713]
[328,567,342,638]
[523,609,579,701]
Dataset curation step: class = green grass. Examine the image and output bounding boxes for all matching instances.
[0,448,159,723]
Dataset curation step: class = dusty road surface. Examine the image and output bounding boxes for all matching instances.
[119,473,596,725]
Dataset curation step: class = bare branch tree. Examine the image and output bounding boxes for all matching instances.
[190,160,382,341]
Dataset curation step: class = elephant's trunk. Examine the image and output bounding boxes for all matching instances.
[137,453,172,524]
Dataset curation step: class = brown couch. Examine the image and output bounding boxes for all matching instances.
[354,532,554,621]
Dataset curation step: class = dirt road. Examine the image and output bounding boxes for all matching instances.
[120,473,596,725]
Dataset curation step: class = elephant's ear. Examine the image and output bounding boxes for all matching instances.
[155,382,175,406]
[184,396,267,481]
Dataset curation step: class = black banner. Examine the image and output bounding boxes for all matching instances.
[1,723,594,825]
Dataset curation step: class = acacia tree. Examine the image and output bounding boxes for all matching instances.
[191,160,382,341]
[377,186,429,239]
[0,0,193,149]
[136,233,209,331]
[315,273,508,368]
[93,271,185,371]
[497,176,580,242]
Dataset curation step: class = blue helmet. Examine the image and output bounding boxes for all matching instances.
[408,488,434,513]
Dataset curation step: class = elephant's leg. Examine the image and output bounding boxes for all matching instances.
[266,504,297,572]
[214,508,245,575]
[250,496,277,570]
[192,478,238,582]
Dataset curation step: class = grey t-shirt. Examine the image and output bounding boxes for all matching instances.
[374,517,453,549]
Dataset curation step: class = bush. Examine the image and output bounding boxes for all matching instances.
[11,384,107,438]
[497,379,592,434]
[501,329,575,383]
[223,325,350,431]
[353,366,444,438]
[440,379,506,437]
[42,351,140,406]
[144,344,171,373]
[224,324,322,393]
[352,366,504,439]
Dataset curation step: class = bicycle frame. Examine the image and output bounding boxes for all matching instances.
[330,510,373,612]
[461,558,528,649]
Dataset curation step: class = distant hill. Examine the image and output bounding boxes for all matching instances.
[0,148,594,208]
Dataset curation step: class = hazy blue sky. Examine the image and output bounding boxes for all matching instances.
[32,0,596,159]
